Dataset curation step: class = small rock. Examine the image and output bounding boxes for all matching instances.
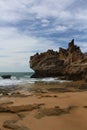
[3,120,30,130]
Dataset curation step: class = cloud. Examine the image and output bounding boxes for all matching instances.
[0,26,57,72]
[0,0,87,71]
[55,25,68,32]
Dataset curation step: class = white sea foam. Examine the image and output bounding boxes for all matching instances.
[11,76,17,80]
[0,79,21,86]
[0,74,69,87]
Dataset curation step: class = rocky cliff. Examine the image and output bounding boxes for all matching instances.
[30,39,87,80]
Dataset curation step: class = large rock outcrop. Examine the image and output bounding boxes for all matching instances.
[30,39,87,80]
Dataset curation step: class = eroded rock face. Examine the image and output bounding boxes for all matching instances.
[30,39,87,80]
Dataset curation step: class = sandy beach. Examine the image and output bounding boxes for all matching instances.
[0,81,87,130]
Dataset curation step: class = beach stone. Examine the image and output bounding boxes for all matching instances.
[1,75,11,79]
[3,120,30,130]
[0,103,44,113]
[35,105,77,119]
[78,84,87,89]
[0,93,3,97]
[11,91,32,97]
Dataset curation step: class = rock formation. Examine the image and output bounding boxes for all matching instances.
[30,39,87,80]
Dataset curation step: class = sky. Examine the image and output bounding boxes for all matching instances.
[0,0,87,72]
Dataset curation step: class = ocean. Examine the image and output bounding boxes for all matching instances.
[0,72,67,87]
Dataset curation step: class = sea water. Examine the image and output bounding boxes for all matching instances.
[0,72,67,87]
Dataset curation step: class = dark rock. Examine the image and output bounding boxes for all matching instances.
[1,75,11,79]
[83,106,87,108]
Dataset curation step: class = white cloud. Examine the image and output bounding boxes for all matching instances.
[56,25,68,32]
[30,0,74,18]
[0,0,87,71]
[0,0,86,30]
[0,26,57,72]
[41,19,50,27]
[76,41,87,53]
[0,0,85,24]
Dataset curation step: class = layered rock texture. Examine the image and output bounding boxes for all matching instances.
[30,39,87,80]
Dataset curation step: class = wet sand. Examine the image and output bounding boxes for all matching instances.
[0,81,87,130]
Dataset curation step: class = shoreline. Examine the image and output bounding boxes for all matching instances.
[0,80,87,96]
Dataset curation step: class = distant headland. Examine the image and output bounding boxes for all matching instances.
[30,39,87,81]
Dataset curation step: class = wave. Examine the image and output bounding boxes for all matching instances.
[0,75,69,87]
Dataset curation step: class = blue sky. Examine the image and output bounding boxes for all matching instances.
[0,0,87,72]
